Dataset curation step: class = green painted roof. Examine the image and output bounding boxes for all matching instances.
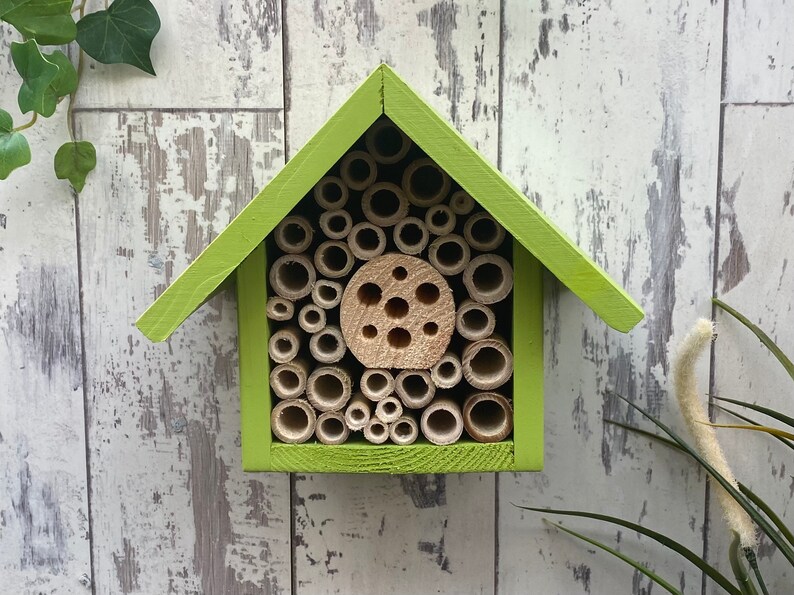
[137,65,643,342]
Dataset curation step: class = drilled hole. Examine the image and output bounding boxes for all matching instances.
[470,399,507,434]
[276,261,309,293]
[427,409,456,435]
[280,405,309,434]
[277,369,299,391]
[471,217,497,244]
[375,125,403,157]
[392,266,407,280]
[423,322,438,336]
[415,282,440,305]
[470,347,506,381]
[357,283,382,306]
[348,158,371,183]
[320,417,344,439]
[398,222,423,246]
[472,262,504,294]
[362,325,378,339]
[384,297,409,319]
[437,241,463,267]
[387,327,412,349]
[462,308,488,332]
[410,165,444,199]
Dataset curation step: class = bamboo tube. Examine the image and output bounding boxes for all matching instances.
[347,222,386,261]
[449,190,474,215]
[455,299,496,341]
[463,212,506,251]
[360,368,394,402]
[266,297,294,321]
[319,209,353,240]
[298,303,326,334]
[393,217,429,255]
[344,392,372,431]
[463,392,513,443]
[314,240,355,279]
[402,158,450,207]
[375,395,403,424]
[312,279,343,309]
[269,358,309,400]
[389,414,419,445]
[362,182,409,227]
[394,369,436,409]
[363,418,389,444]
[430,351,463,389]
[306,365,353,412]
[462,254,513,304]
[309,325,347,364]
[315,411,350,445]
[461,335,513,390]
[340,150,377,191]
[428,233,470,276]
[268,326,301,364]
[271,399,316,443]
[274,215,313,254]
[270,254,316,300]
[420,398,464,446]
[365,119,412,164]
[425,204,456,236]
[314,175,349,210]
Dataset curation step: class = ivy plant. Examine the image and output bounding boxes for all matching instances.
[0,0,161,189]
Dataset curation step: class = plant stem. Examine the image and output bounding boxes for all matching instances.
[72,0,87,13]
[13,113,37,132]
[743,549,771,595]
[67,3,87,142]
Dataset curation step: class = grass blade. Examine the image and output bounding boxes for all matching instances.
[739,483,794,549]
[543,519,683,595]
[714,404,794,451]
[518,506,740,594]
[700,421,794,440]
[729,532,759,595]
[713,397,794,430]
[605,419,683,452]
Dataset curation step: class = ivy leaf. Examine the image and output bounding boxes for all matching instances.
[54,141,96,191]
[0,109,32,180]
[12,40,60,117]
[45,50,77,97]
[76,0,161,75]
[2,0,76,45]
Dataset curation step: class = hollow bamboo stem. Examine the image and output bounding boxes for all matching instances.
[344,392,372,431]
[340,150,377,191]
[365,119,412,164]
[402,158,450,207]
[393,217,429,255]
[274,215,314,254]
[420,398,464,446]
[298,303,326,334]
[463,211,506,251]
[362,182,409,227]
[269,358,309,400]
[268,326,302,364]
[363,418,389,444]
[266,296,294,321]
[430,351,463,389]
[314,240,355,279]
[461,335,514,390]
[463,392,514,443]
[449,190,474,215]
[395,369,436,409]
[347,222,387,261]
[455,299,496,341]
[389,414,419,445]
[270,254,316,300]
[306,365,353,412]
[319,209,353,240]
[312,279,343,310]
[375,395,403,424]
[314,175,349,210]
[360,368,395,402]
[462,254,514,304]
[309,325,347,364]
[425,204,456,236]
[428,233,470,276]
[271,399,316,444]
[315,411,350,445]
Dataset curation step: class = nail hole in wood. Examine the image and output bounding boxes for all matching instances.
[384,297,409,319]
[387,327,412,349]
[357,282,382,306]
[362,325,378,339]
[415,282,440,304]
[423,322,438,336]
[392,266,407,280]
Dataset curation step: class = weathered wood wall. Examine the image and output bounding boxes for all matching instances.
[0,1,791,593]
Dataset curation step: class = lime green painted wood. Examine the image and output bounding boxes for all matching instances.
[512,241,544,471]
[136,67,384,342]
[381,65,643,333]
[236,244,272,471]
[269,440,514,473]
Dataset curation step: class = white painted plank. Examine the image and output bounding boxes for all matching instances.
[725,1,794,103]
[75,111,291,594]
[284,2,500,593]
[0,24,92,593]
[708,104,794,594]
[76,0,284,109]
[498,2,723,593]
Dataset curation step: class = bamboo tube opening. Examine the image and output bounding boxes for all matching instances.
[315,411,350,445]
[319,209,353,240]
[463,392,513,443]
[430,351,463,389]
[462,254,513,304]
[395,369,435,409]
[428,234,470,276]
[314,176,349,210]
[420,399,463,445]
[393,217,429,255]
[298,303,326,334]
[266,297,294,321]
[347,222,386,260]
[375,395,403,424]
[425,204,456,236]
[363,418,389,444]
[463,212,506,251]
[268,326,301,363]
[402,158,451,207]
[340,151,377,190]
[365,119,412,164]
[270,254,316,300]
[456,299,496,341]
[269,359,308,400]
[312,279,343,309]
[309,325,347,364]
[362,182,409,227]
[389,415,419,445]
[449,190,474,215]
[360,368,394,401]
[306,366,352,411]
[344,392,371,431]
[462,336,513,390]
[271,400,316,443]
[314,240,354,278]
[275,216,313,254]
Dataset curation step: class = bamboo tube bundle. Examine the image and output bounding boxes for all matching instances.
[266,296,294,321]
[389,414,419,445]
[430,351,463,389]
[306,365,353,412]
[363,418,389,444]
[463,392,513,443]
[455,299,496,341]
[271,399,316,444]
[462,254,514,304]
[314,175,349,210]
[428,234,470,276]
[340,150,377,190]
[274,215,314,254]
[395,369,435,409]
[463,212,506,251]
[314,240,355,278]
[375,395,403,424]
[393,217,429,255]
[309,325,347,364]
[270,254,316,300]
[449,190,474,215]
[269,359,309,400]
[420,398,464,445]
[425,204,456,236]
[298,303,326,334]
[319,209,353,240]
[461,335,513,390]
[347,222,386,261]
[312,279,343,309]
[360,368,394,401]
[268,326,302,364]
[365,119,412,164]
[344,392,372,431]
[315,411,350,445]
[402,158,450,207]
[362,182,409,227]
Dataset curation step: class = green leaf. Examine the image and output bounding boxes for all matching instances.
[714,396,794,431]
[0,109,32,180]
[543,519,683,595]
[76,0,160,75]
[714,404,794,451]
[729,532,760,595]
[701,421,794,440]
[740,483,794,549]
[713,298,794,383]
[45,50,77,97]
[517,506,741,595]
[54,141,96,191]
[12,40,60,117]
[2,0,76,45]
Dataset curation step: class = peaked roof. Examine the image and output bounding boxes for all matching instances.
[137,64,643,342]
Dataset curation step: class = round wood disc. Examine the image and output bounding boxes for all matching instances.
[340,253,455,369]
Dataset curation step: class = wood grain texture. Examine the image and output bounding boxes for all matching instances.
[707,105,794,595]
[498,1,723,593]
